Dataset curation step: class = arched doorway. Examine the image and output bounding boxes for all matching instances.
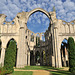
[4,38,17,67]
[60,39,69,67]
[30,51,34,65]
[41,50,46,66]
[35,51,40,65]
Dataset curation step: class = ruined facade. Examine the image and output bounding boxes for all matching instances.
[0,8,75,68]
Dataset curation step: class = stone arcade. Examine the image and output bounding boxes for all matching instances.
[0,8,75,68]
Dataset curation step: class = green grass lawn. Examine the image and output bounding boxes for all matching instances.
[12,71,33,75]
[16,66,63,70]
[15,66,75,75]
[50,71,75,75]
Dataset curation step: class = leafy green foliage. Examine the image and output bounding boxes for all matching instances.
[0,67,6,75]
[43,51,46,65]
[68,37,75,73]
[4,40,17,73]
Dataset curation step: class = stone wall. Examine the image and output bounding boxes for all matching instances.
[0,8,75,68]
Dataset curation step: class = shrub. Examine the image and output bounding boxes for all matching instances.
[68,37,75,73]
[4,40,17,74]
[0,67,6,75]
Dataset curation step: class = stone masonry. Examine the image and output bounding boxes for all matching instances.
[0,8,75,68]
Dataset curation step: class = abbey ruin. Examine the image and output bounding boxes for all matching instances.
[0,8,75,68]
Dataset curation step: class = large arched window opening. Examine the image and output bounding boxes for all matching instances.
[0,40,2,58]
[4,38,17,67]
[36,34,40,47]
[27,9,50,66]
[31,33,34,42]
[27,11,50,33]
[60,39,69,67]
[42,33,45,42]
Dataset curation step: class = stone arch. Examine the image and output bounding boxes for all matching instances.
[60,38,68,67]
[5,37,18,48]
[35,51,40,65]
[6,38,17,48]
[42,33,45,41]
[5,38,18,67]
[28,8,50,19]
[31,33,34,42]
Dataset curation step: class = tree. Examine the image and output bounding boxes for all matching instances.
[4,40,17,73]
[68,37,75,73]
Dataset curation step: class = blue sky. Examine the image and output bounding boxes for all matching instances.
[0,0,75,33]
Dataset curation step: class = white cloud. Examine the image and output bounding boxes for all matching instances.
[45,20,49,26]
[37,19,41,24]
[43,14,47,19]
[0,0,74,25]
[63,0,75,10]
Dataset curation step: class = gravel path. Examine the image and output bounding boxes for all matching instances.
[14,69,51,75]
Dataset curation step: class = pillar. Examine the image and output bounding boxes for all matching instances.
[53,25,62,68]
[16,21,27,68]
[24,23,28,66]
[34,51,35,65]
[55,30,62,68]
[51,26,55,67]
[1,47,5,67]
[34,34,36,45]
[64,47,67,66]
[28,52,30,66]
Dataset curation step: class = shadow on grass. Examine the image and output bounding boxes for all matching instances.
[15,66,63,70]
[41,66,63,70]
[50,70,75,75]
[15,66,75,75]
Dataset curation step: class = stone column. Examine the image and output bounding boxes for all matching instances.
[28,52,30,66]
[64,47,67,66]
[16,21,27,68]
[28,32,31,46]
[24,23,28,66]
[54,28,58,68]
[53,25,62,68]
[34,51,35,65]
[34,34,36,45]
[51,25,55,67]
[1,47,5,67]
[55,28,62,68]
